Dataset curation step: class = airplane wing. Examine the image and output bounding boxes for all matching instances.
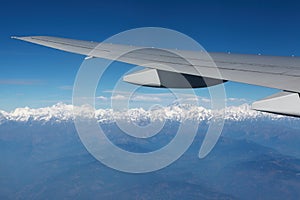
[12,36,300,117]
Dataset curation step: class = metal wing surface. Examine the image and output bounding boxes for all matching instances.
[12,36,300,117]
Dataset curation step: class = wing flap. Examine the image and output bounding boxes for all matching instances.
[252,91,300,117]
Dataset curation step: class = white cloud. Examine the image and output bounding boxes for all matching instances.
[109,94,162,102]
[111,95,127,100]
[131,95,161,102]
[102,90,250,107]
[226,97,249,104]
[96,96,108,101]
[200,97,211,103]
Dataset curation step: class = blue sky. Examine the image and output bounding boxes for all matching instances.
[1,0,300,111]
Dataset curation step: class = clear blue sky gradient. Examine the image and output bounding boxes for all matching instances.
[1,0,300,111]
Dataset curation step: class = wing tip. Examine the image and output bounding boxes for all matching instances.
[11,36,20,39]
[11,36,37,40]
[11,36,28,40]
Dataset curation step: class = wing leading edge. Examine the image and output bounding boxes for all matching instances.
[12,36,300,117]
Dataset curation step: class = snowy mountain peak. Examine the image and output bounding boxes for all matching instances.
[0,103,292,124]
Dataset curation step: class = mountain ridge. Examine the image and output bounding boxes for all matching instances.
[0,103,295,124]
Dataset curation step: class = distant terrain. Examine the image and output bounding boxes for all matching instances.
[1,103,300,199]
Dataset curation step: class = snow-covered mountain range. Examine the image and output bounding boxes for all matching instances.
[0,103,292,125]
